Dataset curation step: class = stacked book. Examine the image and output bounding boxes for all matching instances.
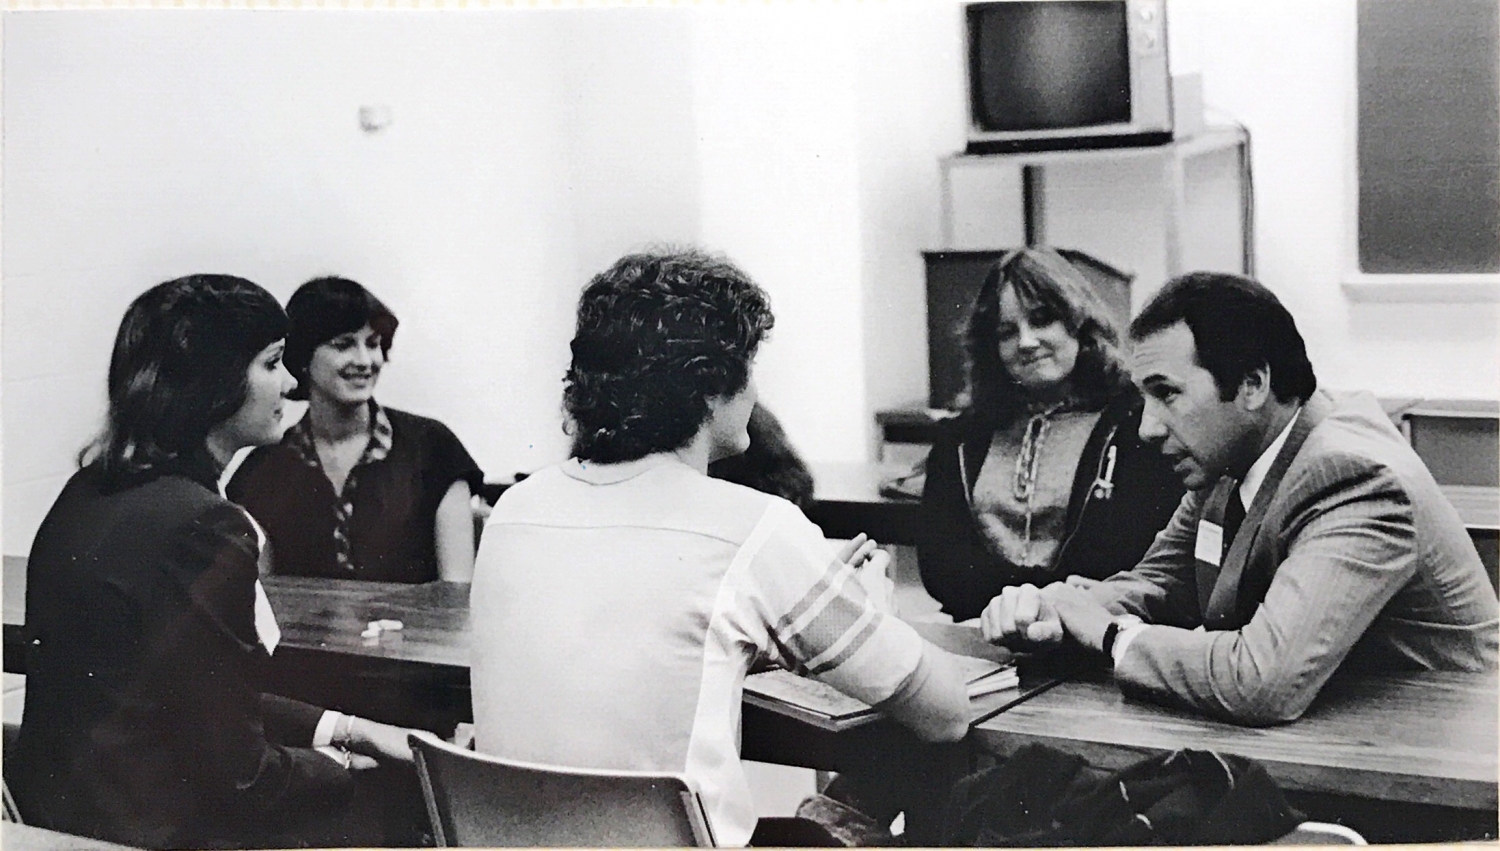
[958,654,1020,698]
[743,652,1019,731]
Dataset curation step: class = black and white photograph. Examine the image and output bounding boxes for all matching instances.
[1,0,1497,847]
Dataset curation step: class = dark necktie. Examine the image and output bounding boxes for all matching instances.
[1222,488,1247,561]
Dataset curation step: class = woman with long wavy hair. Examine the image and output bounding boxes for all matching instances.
[918,247,1184,621]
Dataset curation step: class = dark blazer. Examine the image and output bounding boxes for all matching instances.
[14,464,351,849]
[919,387,1185,621]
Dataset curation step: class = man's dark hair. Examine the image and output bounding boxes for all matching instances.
[564,248,774,463]
[1129,271,1316,403]
[81,274,288,487]
[283,276,399,401]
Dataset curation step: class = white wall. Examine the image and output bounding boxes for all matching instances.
[2,9,705,552]
[1184,0,1500,400]
[853,2,970,424]
[4,1,1497,555]
[690,4,869,461]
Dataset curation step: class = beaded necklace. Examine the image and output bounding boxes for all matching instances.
[1011,399,1078,561]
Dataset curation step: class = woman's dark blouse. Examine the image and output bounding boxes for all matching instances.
[228,405,484,583]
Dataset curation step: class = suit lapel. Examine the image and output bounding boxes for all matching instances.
[1204,391,1334,628]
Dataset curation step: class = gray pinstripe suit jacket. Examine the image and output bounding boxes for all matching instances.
[1092,389,1498,725]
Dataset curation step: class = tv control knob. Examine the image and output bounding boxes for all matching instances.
[1139,5,1157,22]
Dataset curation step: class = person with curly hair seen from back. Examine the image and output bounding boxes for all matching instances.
[13,275,425,849]
[918,248,1185,622]
[229,277,485,583]
[468,248,969,847]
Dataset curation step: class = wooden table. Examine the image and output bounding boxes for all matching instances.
[970,669,1499,812]
[6,557,1497,818]
[256,575,1060,771]
[265,575,471,669]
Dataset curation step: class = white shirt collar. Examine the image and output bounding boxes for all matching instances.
[560,453,686,485]
[218,479,280,654]
[1239,407,1301,509]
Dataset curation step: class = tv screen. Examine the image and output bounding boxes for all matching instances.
[969,1,1132,132]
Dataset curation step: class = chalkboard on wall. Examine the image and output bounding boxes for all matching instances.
[1358,0,1500,274]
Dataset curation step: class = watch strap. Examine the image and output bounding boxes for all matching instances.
[1101,619,1123,659]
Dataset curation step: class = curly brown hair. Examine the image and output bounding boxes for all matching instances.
[564,248,774,463]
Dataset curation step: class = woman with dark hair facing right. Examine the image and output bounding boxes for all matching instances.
[14,275,421,849]
[918,248,1184,622]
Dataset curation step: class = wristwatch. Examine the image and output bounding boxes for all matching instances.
[1100,615,1143,663]
[1101,620,1125,659]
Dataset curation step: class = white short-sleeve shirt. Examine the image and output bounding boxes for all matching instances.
[469,454,926,846]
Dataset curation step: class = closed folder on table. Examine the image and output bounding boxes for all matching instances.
[743,653,1020,730]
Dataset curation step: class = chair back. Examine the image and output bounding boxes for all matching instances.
[408,731,715,847]
[1271,821,1367,845]
[3,722,21,823]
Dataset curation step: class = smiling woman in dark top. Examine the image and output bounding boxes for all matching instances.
[918,248,1185,620]
[229,277,484,583]
[798,249,1190,844]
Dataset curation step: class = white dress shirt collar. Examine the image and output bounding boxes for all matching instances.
[1239,407,1301,509]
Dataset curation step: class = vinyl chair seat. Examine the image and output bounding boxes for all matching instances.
[408,731,715,847]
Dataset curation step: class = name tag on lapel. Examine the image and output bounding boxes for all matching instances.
[1195,520,1224,567]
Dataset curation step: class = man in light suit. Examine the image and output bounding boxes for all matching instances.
[981,272,1498,725]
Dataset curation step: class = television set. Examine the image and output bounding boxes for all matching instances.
[965,0,1176,154]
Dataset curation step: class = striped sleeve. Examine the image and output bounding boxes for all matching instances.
[744,500,924,707]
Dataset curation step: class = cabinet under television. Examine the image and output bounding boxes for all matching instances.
[937,125,1252,309]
